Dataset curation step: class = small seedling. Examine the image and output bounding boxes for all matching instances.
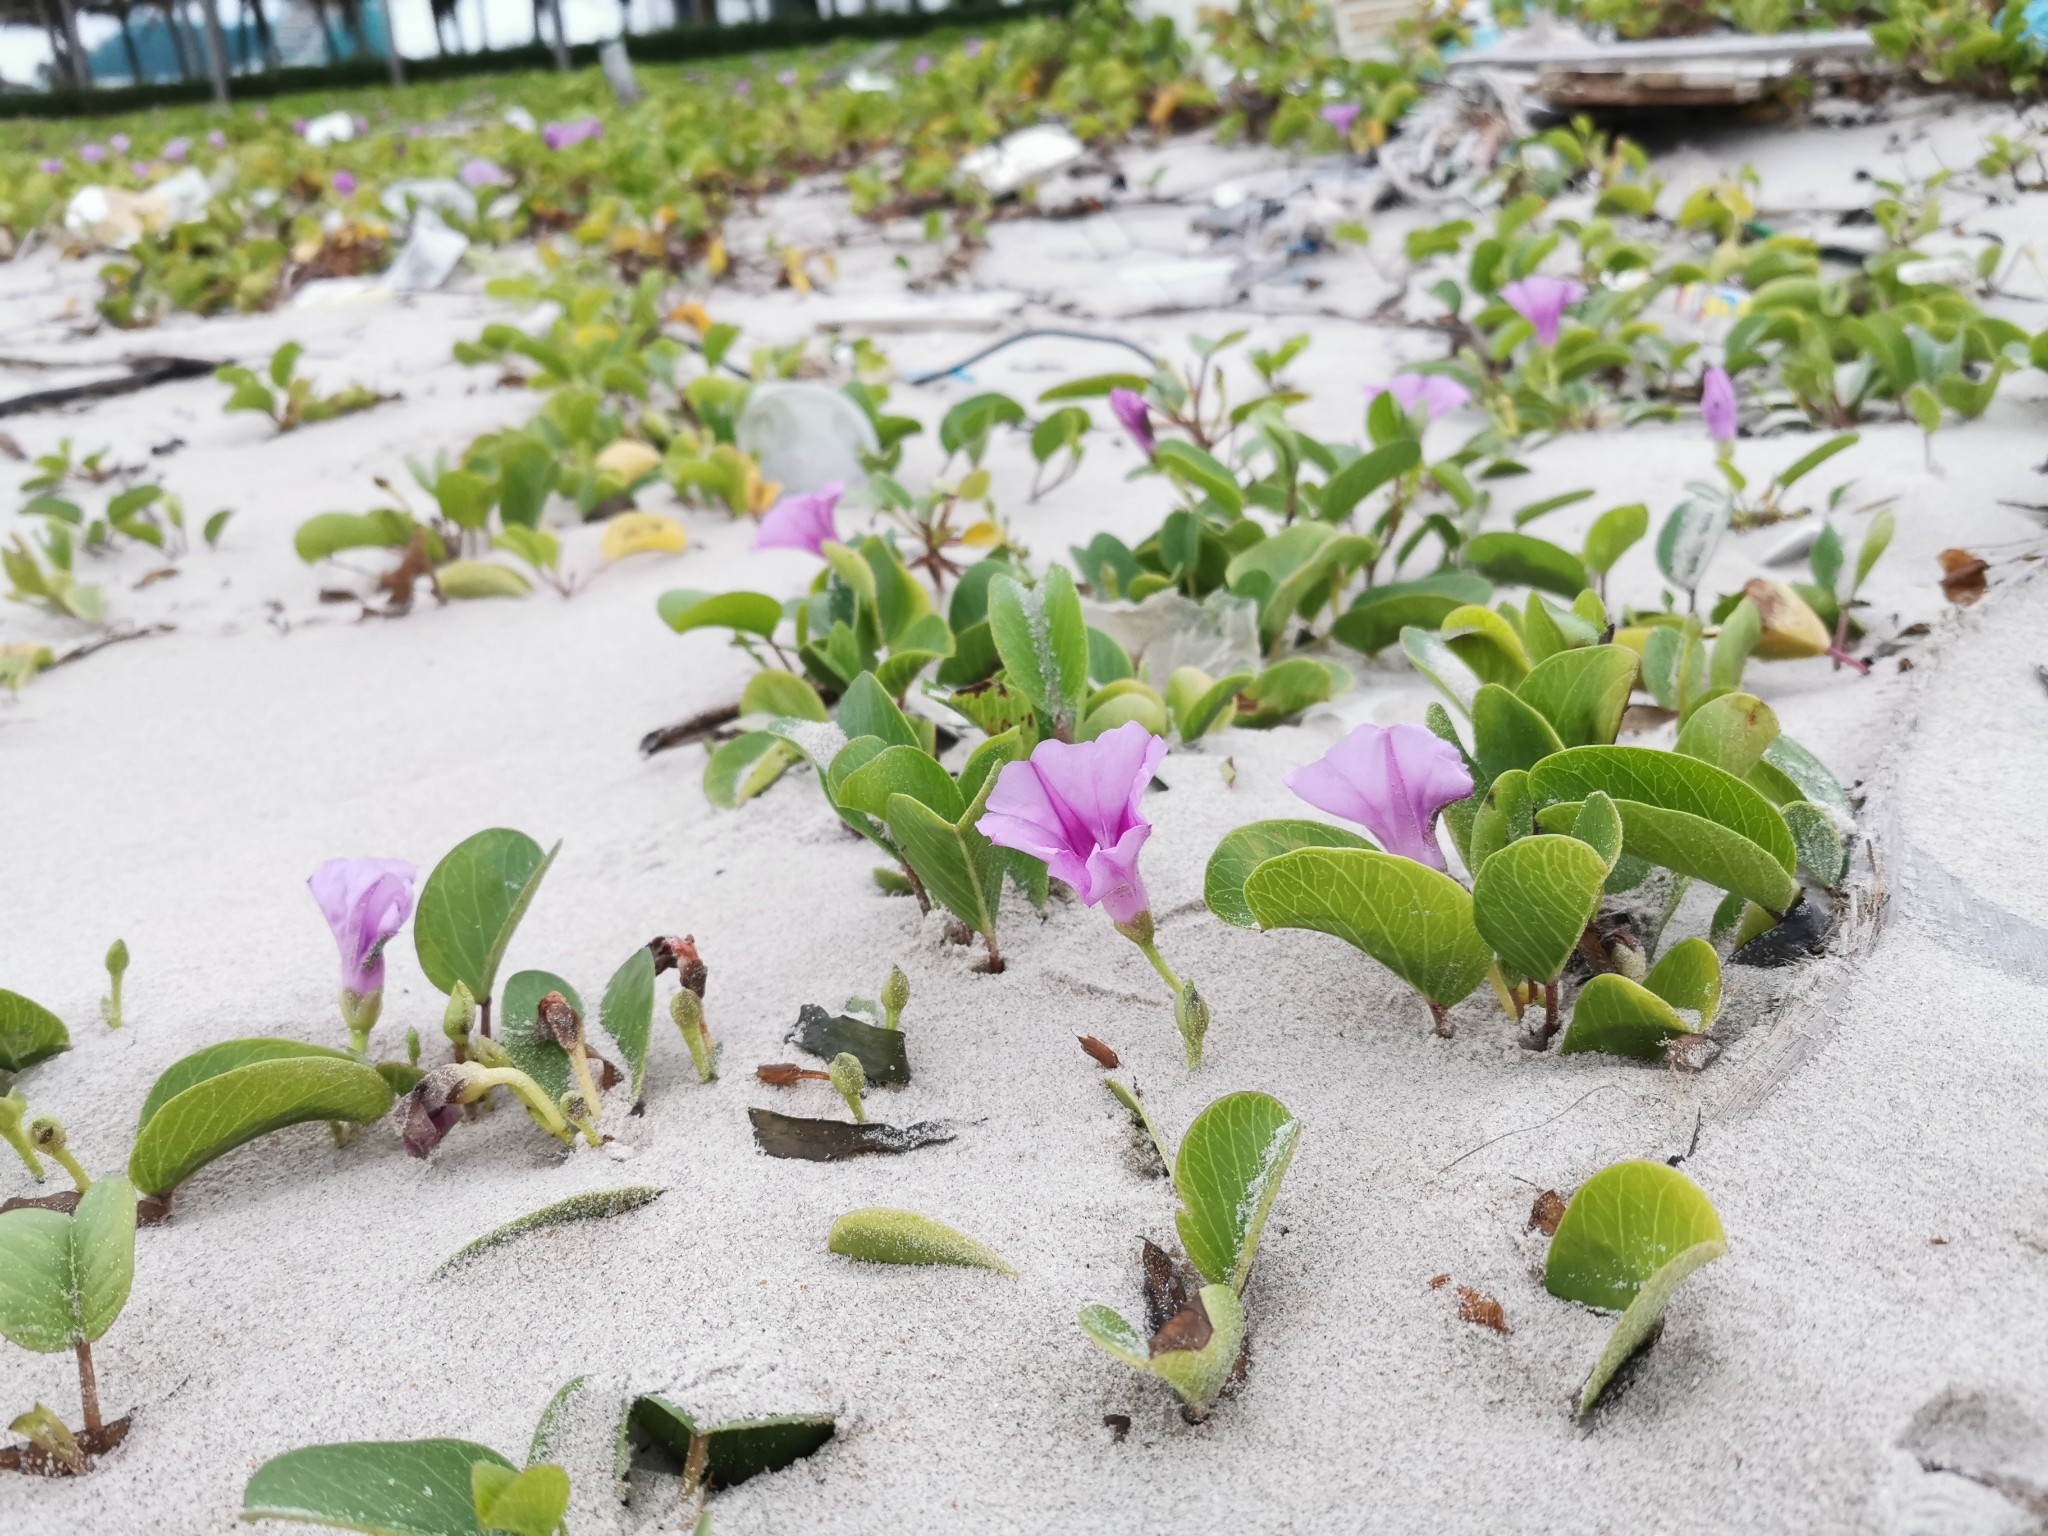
[218,341,394,434]
[99,941,127,1031]
[244,1438,570,1535]
[28,1119,88,1192]
[828,1053,867,1122]
[0,1083,41,1181]
[880,965,910,1030]
[828,1208,1014,1273]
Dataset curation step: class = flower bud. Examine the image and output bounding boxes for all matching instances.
[442,982,477,1044]
[828,1052,867,1123]
[535,991,582,1051]
[105,939,129,978]
[1174,982,1210,1070]
[27,1116,65,1154]
[1608,934,1648,982]
[469,1033,513,1070]
[881,965,910,1031]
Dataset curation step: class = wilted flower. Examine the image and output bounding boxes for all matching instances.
[398,1064,469,1158]
[1500,276,1586,347]
[37,157,62,175]
[1284,722,1472,871]
[79,143,106,164]
[542,117,603,150]
[459,157,511,189]
[1109,387,1155,456]
[332,169,357,196]
[1367,372,1470,422]
[161,137,189,161]
[1320,102,1360,135]
[309,856,417,1049]
[753,482,843,557]
[979,721,1166,926]
[1701,364,1737,443]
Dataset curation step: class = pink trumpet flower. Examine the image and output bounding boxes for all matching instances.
[1284,722,1473,871]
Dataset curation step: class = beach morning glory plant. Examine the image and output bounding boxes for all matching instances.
[753,483,843,557]
[1108,388,1155,457]
[978,722,1210,1065]
[1284,722,1472,871]
[1365,373,1470,425]
[309,857,418,1054]
[1500,276,1585,348]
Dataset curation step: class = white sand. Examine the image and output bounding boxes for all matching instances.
[2,96,2047,1535]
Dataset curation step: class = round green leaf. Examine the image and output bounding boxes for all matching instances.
[1441,603,1532,688]
[1465,531,1590,598]
[1205,819,1375,929]
[414,829,560,1006]
[1245,847,1492,1008]
[1472,683,1565,781]
[137,1038,355,1132]
[128,1057,395,1195]
[0,1175,137,1352]
[244,1439,516,1536]
[1173,1091,1300,1292]
[597,947,658,1102]
[1557,974,1702,1059]
[987,566,1089,734]
[1676,692,1779,777]
[1545,1160,1726,1311]
[1582,502,1649,576]
[1515,645,1638,748]
[0,989,70,1072]
[1472,834,1609,984]
[739,669,826,723]
[703,731,799,809]
[827,1208,1015,1273]
[1142,1284,1246,1410]
[1783,801,1848,887]
[838,745,965,823]
[657,589,783,637]
[1529,747,1796,875]
[1331,573,1493,656]
[1644,936,1723,1026]
[436,560,530,600]
[499,970,583,1101]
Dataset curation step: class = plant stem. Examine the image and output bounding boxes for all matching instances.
[566,1045,606,1147]
[982,930,1004,973]
[74,1339,101,1435]
[1129,933,1183,997]
[51,1146,90,1193]
[469,1067,574,1144]
[477,995,493,1039]
[1542,980,1561,1044]
[103,972,123,1030]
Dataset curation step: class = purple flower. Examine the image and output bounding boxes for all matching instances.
[38,157,62,175]
[964,37,984,57]
[734,78,751,99]
[777,68,797,86]
[978,721,1167,926]
[208,129,226,148]
[1320,102,1360,135]
[914,53,933,75]
[309,856,418,1018]
[1500,276,1586,347]
[1367,372,1470,422]
[1284,722,1472,871]
[79,143,107,164]
[542,116,603,151]
[459,157,511,189]
[293,117,308,134]
[1701,364,1737,443]
[129,160,152,180]
[332,169,357,196]
[109,133,130,153]
[1109,387,1154,456]
[161,137,189,162]
[752,483,843,557]
[397,1064,469,1158]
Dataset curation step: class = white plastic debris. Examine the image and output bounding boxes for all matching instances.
[383,209,470,293]
[1084,589,1263,686]
[844,66,897,94]
[62,166,216,250]
[1761,524,1823,567]
[959,124,1086,198]
[1117,256,1245,311]
[379,179,473,223]
[736,383,879,495]
[503,106,538,132]
[302,110,357,147]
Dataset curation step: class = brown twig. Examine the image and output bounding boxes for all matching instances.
[638,702,742,757]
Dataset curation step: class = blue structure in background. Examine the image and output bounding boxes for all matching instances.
[84,0,394,84]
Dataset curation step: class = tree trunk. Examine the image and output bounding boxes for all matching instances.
[196,0,229,99]
[117,7,145,82]
[50,0,90,89]
[250,0,279,69]
[546,0,568,69]
[309,0,340,62]
[384,0,405,80]
[161,0,193,78]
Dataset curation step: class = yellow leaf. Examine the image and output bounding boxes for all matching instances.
[783,248,812,296]
[746,468,782,515]
[960,520,1002,549]
[601,512,689,561]
[671,302,711,333]
[956,468,991,501]
[1147,85,1182,131]
[706,236,728,276]
[1365,118,1388,149]
[594,439,662,482]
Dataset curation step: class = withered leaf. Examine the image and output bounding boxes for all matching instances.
[1078,1035,1120,1069]
[1456,1286,1512,1334]
[1141,1238,1191,1336]
[0,1416,131,1478]
[788,1004,910,1085]
[1528,1190,1566,1237]
[747,1108,954,1162]
[1103,1414,1130,1442]
[1427,1273,1450,1290]
[0,1190,171,1225]
[755,1063,829,1086]
[1939,548,1989,606]
[1149,1294,1214,1358]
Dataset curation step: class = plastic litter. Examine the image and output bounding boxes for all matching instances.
[736,382,879,495]
[379,179,474,223]
[959,124,1086,198]
[383,209,470,294]
[62,166,215,250]
[301,110,357,147]
[1117,256,1245,312]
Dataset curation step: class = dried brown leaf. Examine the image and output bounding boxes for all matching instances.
[1141,1238,1190,1336]
[1456,1286,1512,1334]
[1149,1294,1215,1358]
[1077,1035,1120,1069]
[1939,548,1989,606]
[1427,1273,1450,1290]
[1528,1190,1566,1236]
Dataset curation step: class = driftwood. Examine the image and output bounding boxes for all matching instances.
[0,357,219,419]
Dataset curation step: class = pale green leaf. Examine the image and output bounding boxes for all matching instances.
[827,1208,1015,1274]
[1173,1091,1300,1292]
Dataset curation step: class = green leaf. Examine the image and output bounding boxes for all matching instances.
[1656,492,1730,594]
[243,1440,517,1536]
[703,731,800,808]
[1544,1161,1728,1413]
[1234,657,1338,728]
[269,340,304,388]
[1774,431,1859,491]
[1529,747,1796,878]
[128,1056,393,1195]
[293,509,416,563]
[1402,625,1484,716]
[628,1398,835,1490]
[1853,506,1895,595]
[1317,439,1421,522]
[827,1208,1015,1273]
[499,971,583,1101]
[414,829,560,1007]
[598,947,658,1102]
[835,671,921,749]
[433,1187,664,1278]
[1471,835,1609,983]
[1204,819,1374,928]
[1675,692,1779,777]
[1645,936,1723,1025]
[1757,734,1852,817]
[1441,604,1531,688]
[1081,1284,1246,1409]
[1710,599,1761,692]
[0,1175,137,1352]
[472,1462,570,1536]
[1243,848,1492,1009]
[938,391,1025,456]
[658,589,783,637]
[1464,531,1589,598]
[1639,622,1705,712]
[1582,503,1649,576]
[137,1038,354,1130]
[1516,645,1637,748]
[739,670,826,722]
[1569,790,1625,871]
[1173,1091,1300,1292]
[437,560,531,600]
[1332,573,1493,656]
[1038,373,1151,402]
[987,566,1089,735]
[1167,666,1252,740]
[837,745,966,822]
[1154,440,1244,515]
[886,791,1001,941]
[0,990,69,1072]
[1079,688,1169,740]
[1472,684,1564,782]
[1783,801,1848,886]
[1559,974,1706,1058]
